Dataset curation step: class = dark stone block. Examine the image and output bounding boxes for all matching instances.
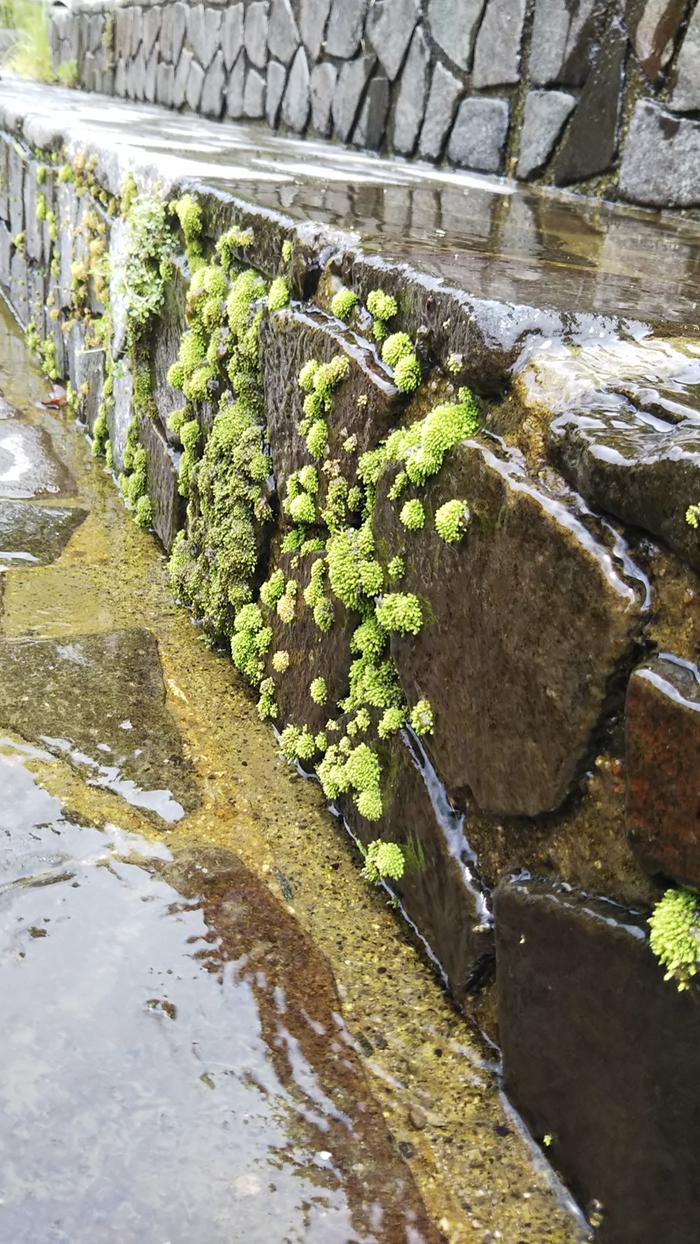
[625,0,685,82]
[529,0,598,88]
[0,499,86,566]
[495,875,700,1244]
[626,656,700,887]
[140,414,184,553]
[620,100,700,208]
[552,19,627,184]
[374,436,645,817]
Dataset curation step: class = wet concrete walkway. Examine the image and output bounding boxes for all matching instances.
[0,306,585,1242]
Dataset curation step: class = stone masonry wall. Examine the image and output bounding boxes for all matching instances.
[49,0,700,210]
[1,95,700,1240]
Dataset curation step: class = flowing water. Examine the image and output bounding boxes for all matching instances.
[0,297,585,1242]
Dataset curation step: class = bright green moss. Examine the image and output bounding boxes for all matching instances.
[310,676,328,705]
[135,494,154,529]
[381,332,413,367]
[279,724,318,763]
[36,164,47,185]
[375,593,422,636]
[91,409,109,460]
[282,238,293,263]
[361,840,405,884]
[400,498,425,530]
[177,418,202,497]
[306,418,329,460]
[298,359,319,392]
[435,498,471,543]
[172,193,202,250]
[272,650,290,673]
[649,888,700,990]
[351,617,387,660]
[687,503,700,529]
[227,269,266,338]
[35,191,47,222]
[120,191,173,346]
[387,556,404,580]
[409,699,434,736]
[366,289,397,336]
[331,288,358,321]
[267,276,290,311]
[288,492,316,524]
[260,568,286,609]
[393,353,422,393]
[378,707,405,739]
[276,580,298,624]
[216,224,255,271]
[298,464,319,494]
[257,677,278,721]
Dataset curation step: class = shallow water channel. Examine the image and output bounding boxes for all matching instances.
[0,299,584,1243]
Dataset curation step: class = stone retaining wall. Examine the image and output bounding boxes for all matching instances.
[48,0,700,210]
[1,102,699,1241]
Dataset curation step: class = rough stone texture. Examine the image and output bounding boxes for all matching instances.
[325,0,368,58]
[225,51,246,118]
[266,59,287,127]
[495,875,700,1244]
[670,1,700,110]
[156,61,175,108]
[140,415,183,552]
[626,0,686,81]
[0,422,75,500]
[626,657,700,887]
[552,19,627,184]
[0,500,86,566]
[374,437,644,817]
[418,61,462,161]
[245,0,269,69]
[353,75,390,149]
[281,45,310,131]
[144,46,158,103]
[392,25,430,155]
[267,0,300,64]
[332,55,375,144]
[299,0,332,60]
[173,46,193,108]
[185,56,205,110]
[310,61,337,136]
[244,67,266,118]
[529,0,598,87]
[142,6,161,61]
[621,99,700,207]
[200,48,226,117]
[447,97,510,173]
[221,2,244,71]
[427,0,484,69]
[472,0,527,87]
[516,89,575,178]
[366,0,419,81]
[160,1,187,65]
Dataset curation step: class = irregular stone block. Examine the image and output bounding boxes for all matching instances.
[626,0,685,82]
[200,48,225,116]
[173,46,193,108]
[529,0,597,87]
[266,59,287,127]
[418,61,462,161]
[447,97,509,173]
[268,0,300,64]
[190,4,222,70]
[8,143,24,238]
[495,875,700,1244]
[325,0,368,58]
[552,19,626,184]
[245,0,269,69]
[160,0,188,64]
[225,50,246,118]
[10,249,27,328]
[310,61,337,136]
[353,75,389,150]
[110,362,134,472]
[391,25,429,155]
[114,6,132,60]
[244,67,266,118]
[221,1,244,71]
[130,5,143,59]
[156,60,175,108]
[626,656,700,887]
[144,46,158,103]
[332,55,375,143]
[516,89,575,178]
[299,0,332,60]
[281,45,310,131]
[374,437,644,817]
[427,0,483,69]
[140,414,184,552]
[472,0,526,87]
[142,5,161,60]
[0,422,75,500]
[0,499,86,566]
[186,57,205,110]
[366,0,418,81]
[671,1,700,110]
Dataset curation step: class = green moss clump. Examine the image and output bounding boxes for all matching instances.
[279,724,318,763]
[135,494,154,528]
[120,190,173,347]
[260,568,286,609]
[361,840,405,884]
[171,193,202,257]
[381,332,413,367]
[257,677,278,720]
[366,288,397,340]
[393,353,422,393]
[687,502,700,529]
[378,707,405,738]
[216,224,255,271]
[435,498,471,543]
[331,289,358,321]
[317,740,383,820]
[387,556,404,580]
[375,593,422,636]
[649,887,700,990]
[35,191,47,222]
[36,164,47,185]
[267,276,290,311]
[409,699,433,735]
[272,650,290,673]
[310,677,327,705]
[400,498,425,530]
[230,603,271,685]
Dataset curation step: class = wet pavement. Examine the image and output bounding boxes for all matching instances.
[0,298,586,1242]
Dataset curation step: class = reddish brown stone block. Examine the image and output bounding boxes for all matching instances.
[626,655,700,886]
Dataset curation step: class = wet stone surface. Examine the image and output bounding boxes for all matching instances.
[0,499,86,566]
[0,420,76,500]
[0,629,199,824]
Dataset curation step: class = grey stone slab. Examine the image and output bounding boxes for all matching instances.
[268,0,300,64]
[366,0,418,80]
[160,0,187,63]
[418,61,462,161]
[427,0,484,69]
[0,222,9,288]
[552,19,626,184]
[244,67,266,117]
[620,99,700,208]
[353,75,389,149]
[144,45,158,103]
[142,5,161,60]
[266,59,287,126]
[0,500,86,566]
[671,2,700,111]
[8,144,24,239]
[130,4,142,58]
[130,46,147,100]
[529,0,597,87]
[245,0,269,68]
[188,3,222,70]
[310,61,337,136]
[325,0,368,58]
[225,49,246,117]
[626,0,685,82]
[201,47,225,116]
[0,422,75,501]
[110,361,133,472]
[299,0,332,60]
[281,45,309,131]
[186,57,205,110]
[447,96,509,173]
[173,46,193,108]
[114,6,132,60]
[156,60,175,107]
[516,88,575,178]
[9,249,27,329]
[221,1,244,71]
[332,54,374,143]
[472,0,527,87]
[115,56,127,96]
[24,163,41,265]
[391,25,429,155]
